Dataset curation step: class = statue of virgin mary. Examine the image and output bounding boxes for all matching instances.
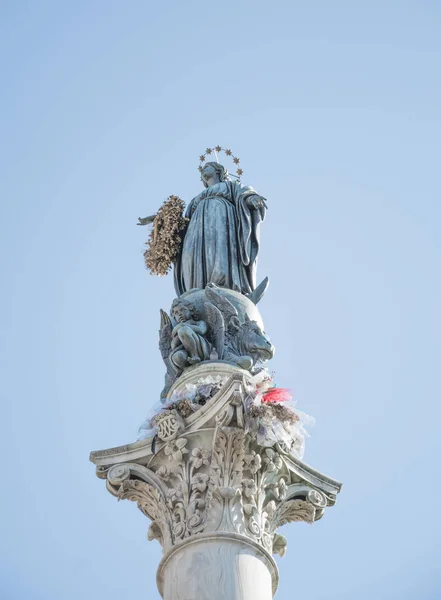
[174,162,267,297]
[138,162,267,298]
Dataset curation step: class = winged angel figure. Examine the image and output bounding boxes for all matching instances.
[159,284,274,398]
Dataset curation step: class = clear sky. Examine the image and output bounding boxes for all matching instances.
[1,1,440,599]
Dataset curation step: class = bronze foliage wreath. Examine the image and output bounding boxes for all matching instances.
[143,195,188,276]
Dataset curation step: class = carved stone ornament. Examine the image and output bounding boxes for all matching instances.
[91,364,341,596]
[158,284,275,396]
[154,410,185,442]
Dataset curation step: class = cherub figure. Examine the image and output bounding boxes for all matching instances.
[169,299,211,370]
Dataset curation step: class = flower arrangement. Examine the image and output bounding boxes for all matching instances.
[137,375,228,440]
[244,370,314,459]
[137,371,313,460]
[165,375,228,417]
[143,195,188,276]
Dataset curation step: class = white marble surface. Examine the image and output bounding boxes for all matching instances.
[158,535,276,600]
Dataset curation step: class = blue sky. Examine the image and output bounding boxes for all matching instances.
[1,1,440,598]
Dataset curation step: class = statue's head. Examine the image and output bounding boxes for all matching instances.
[201,162,230,188]
[171,298,197,323]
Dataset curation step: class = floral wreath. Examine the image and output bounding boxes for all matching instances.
[198,146,243,181]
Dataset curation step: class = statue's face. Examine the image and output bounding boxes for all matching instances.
[172,304,191,323]
[201,164,220,184]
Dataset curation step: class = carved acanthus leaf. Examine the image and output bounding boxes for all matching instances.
[117,479,166,523]
[272,499,316,530]
[272,533,288,557]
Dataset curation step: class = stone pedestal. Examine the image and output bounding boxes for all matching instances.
[90,364,341,599]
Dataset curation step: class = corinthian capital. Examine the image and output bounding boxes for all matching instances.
[91,364,341,563]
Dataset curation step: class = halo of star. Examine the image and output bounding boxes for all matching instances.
[198,146,243,180]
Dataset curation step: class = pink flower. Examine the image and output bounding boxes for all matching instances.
[262,388,292,404]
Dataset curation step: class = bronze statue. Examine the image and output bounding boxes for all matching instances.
[139,160,267,298]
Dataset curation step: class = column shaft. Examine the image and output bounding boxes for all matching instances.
[157,535,276,600]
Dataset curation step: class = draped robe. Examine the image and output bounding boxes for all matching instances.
[174,181,265,296]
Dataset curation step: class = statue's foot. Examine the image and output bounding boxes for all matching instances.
[188,356,201,365]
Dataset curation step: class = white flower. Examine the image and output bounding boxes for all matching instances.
[263,448,282,472]
[191,473,210,493]
[244,451,262,475]
[191,447,211,468]
[242,479,257,498]
[164,437,188,462]
[156,465,170,481]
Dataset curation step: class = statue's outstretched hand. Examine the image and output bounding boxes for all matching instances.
[137,214,156,226]
[248,196,268,210]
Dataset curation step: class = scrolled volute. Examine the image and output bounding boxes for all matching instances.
[100,418,335,557]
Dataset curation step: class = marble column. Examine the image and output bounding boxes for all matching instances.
[91,364,341,599]
[158,534,277,600]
